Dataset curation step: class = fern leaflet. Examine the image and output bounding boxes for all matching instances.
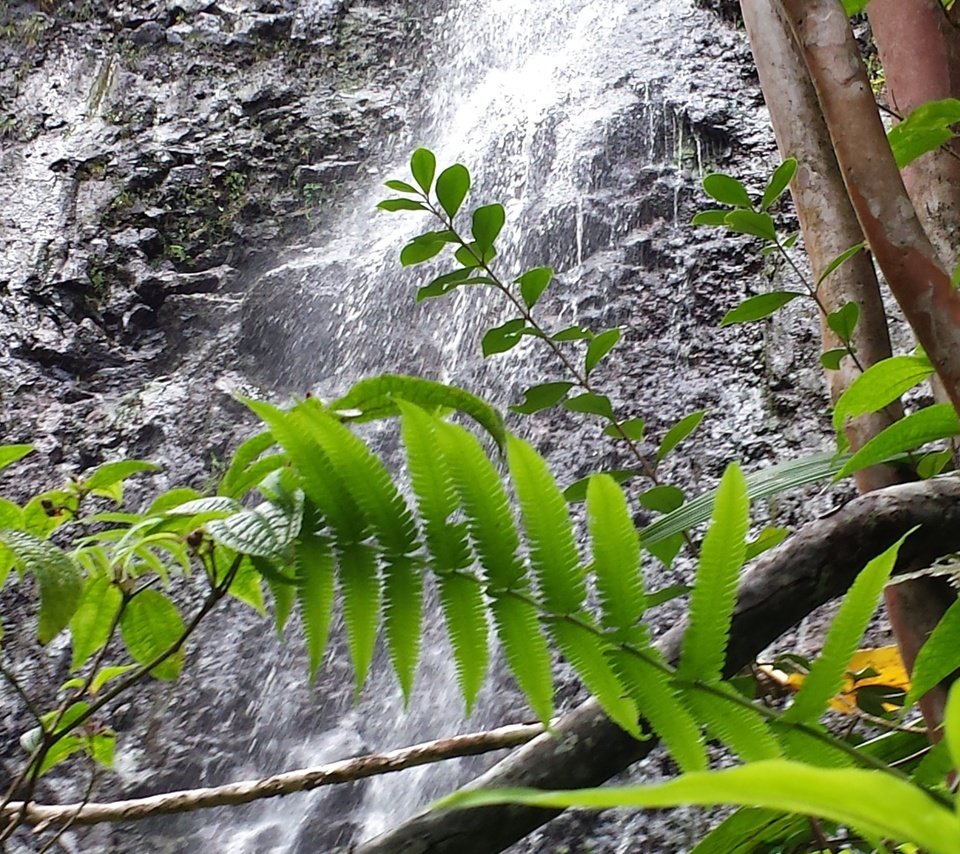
[337,542,381,697]
[782,532,910,723]
[692,808,807,854]
[490,593,554,725]
[507,436,585,614]
[383,554,424,703]
[679,463,748,682]
[437,571,489,714]
[295,527,336,681]
[683,686,781,762]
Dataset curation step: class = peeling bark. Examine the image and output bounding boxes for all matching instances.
[779,0,960,412]
[359,478,960,854]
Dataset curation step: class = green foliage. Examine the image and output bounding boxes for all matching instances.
[887,98,960,168]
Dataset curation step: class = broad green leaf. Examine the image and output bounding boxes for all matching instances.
[585,328,621,376]
[472,204,505,251]
[744,526,789,561]
[328,374,506,451]
[87,665,136,696]
[703,173,752,208]
[0,529,84,644]
[507,436,584,614]
[163,496,241,516]
[720,291,803,327]
[147,488,203,515]
[490,594,553,725]
[888,98,960,168]
[82,460,160,491]
[783,533,909,723]
[439,761,960,854]
[482,318,526,356]
[410,147,436,192]
[385,179,417,193]
[832,354,933,434]
[906,596,960,707]
[725,210,777,242]
[638,485,685,514]
[656,410,707,463]
[760,157,797,211]
[226,558,265,614]
[206,496,303,560]
[827,301,860,342]
[436,163,470,219]
[509,382,574,415]
[645,531,685,569]
[691,210,730,227]
[0,444,33,471]
[400,239,445,266]
[455,241,495,268]
[88,731,116,768]
[602,418,645,442]
[562,393,615,420]
[563,469,640,502]
[516,267,553,308]
[836,404,960,479]
[69,574,123,670]
[945,682,960,779]
[917,448,954,479]
[679,463,749,682]
[416,268,473,301]
[816,242,866,286]
[377,198,427,212]
[551,325,594,341]
[437,571,488,714]
[587,475,644,633]
[820,347,848,370]
[120,589,185,680]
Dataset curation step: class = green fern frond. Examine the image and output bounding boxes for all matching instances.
[328,374,507,451]
[490,593,553,724]
[434,421,525,589]
[383,554,424,703]
[586,474,645,634]
[244,399,367,541]
[295,528,336,681]
[294,401,418,556]
[775,725,854,767]
[679,463,749,682]
[399,403,472,572]
[255,556,296,634]
[550,618,640,738]
[692,808,807,854]
[337,542,381,697]
[507,436,585,614]
[611,648,705,770]
[684,686,781,762]
[782,532,910,724]
[437,571,489,714]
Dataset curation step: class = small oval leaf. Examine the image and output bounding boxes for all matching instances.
[703,173,753,208]
[720,292,803,327]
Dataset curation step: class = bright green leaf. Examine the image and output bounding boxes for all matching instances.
[384,179,418,193]
[827,301,860,343]
[400,239,446,266]
[585,328,621,376]
[69,574,123,670]
[120,589,186,681]
[509,382,574,415]
[0,444,33,471]
[377,198,427,212]
[816,242,866,286]
[832,354,933,435]
[472,204,505,251]
[720,292,803,327]
[562,393,615,420]
[410,147,436,193]
[760,158,797,211]
[482,319,526,357]
[692,209,732,227]
[703,173,752,208]
[516,267,554,308]
[436,163,470,219]
[602,418,645,442]
[888,98,960,168]
[656,410,707,463]
[725,210,777,242]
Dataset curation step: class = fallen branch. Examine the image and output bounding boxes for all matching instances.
[358,476,960,853]
[2,723,544,830]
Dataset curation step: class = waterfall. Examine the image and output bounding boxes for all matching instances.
[134,1,772,851]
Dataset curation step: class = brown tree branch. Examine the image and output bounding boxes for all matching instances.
[1,723,544,829]
[358,476,960,853]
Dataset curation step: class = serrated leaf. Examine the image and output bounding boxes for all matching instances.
[263,561,296,635]
[482,318,526,357]
[691,209,730,227]
[509,381,574,415]
[638,485,685,514]
[816,242,866,286]
[832,354,933,434]
[656,410,707,463]
[206,497,302,560]
[585,328,621,376]
[437,572,488,714]
[491,594,553,724]
[587,475,644,633]
[516,267,553,308]
[703,173,752,208]
[329,374,506,451]
[827,300,860,342]
[436,163,470,219]
[296,531,335,680]
[836,404,960,479]
[0,444,33,471]
[783,533,909,723]
[410,147,436,193]
[69,574,123,670]
[338,542,381,697]
[383,554,423,702]
[384,179,417,193]
[218,431,276,498]
[0,529,84,644]
[679,463,749,682]
[562,392,615,420]
[507,436,584,614]
[820,347,848,370]
[120,589,185,680]
[906,597,960,707]
[720,291,803,327]
[887,97,960,168]
[602,418,645,442]
[377,198,427,212]
[563,469,640,502]
[686,687,781,762]
[724,209,777,241]
[400,239,446,266]
[760,157,797,211]
[472,203,505,251]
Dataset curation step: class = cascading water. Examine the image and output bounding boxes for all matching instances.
[133,1,777,851]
